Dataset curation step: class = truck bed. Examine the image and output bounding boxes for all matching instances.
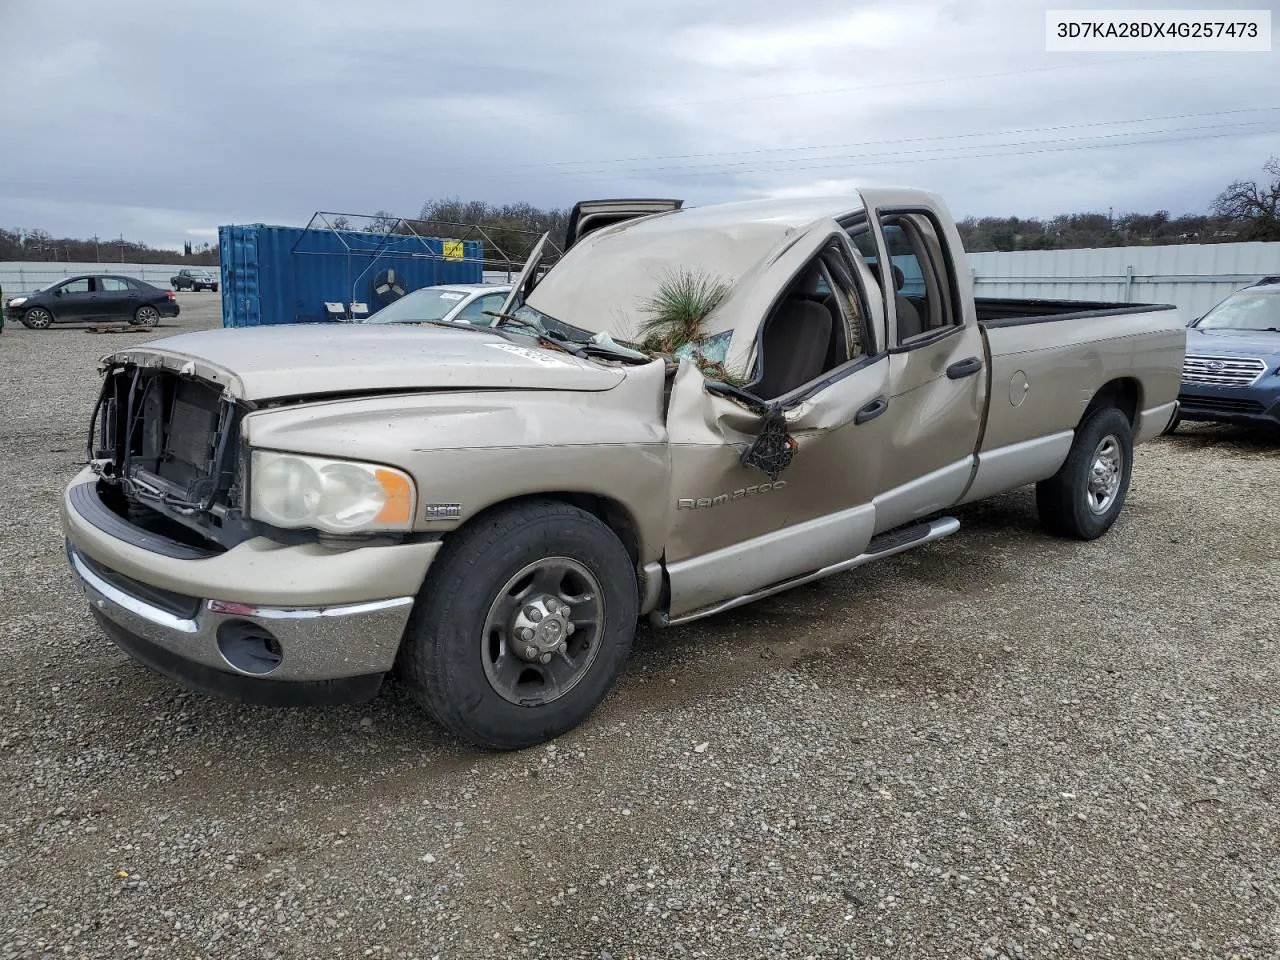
[974,299,1184,452]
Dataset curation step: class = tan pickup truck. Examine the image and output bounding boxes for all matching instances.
[61,188,1185,749]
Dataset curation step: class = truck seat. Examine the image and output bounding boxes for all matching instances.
[868,262,924,342]
[756,298,832,399]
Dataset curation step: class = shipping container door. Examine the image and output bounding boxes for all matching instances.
[219,225,262,327]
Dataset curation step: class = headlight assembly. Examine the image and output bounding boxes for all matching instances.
[8,297,27,307]
[249,450,416,534]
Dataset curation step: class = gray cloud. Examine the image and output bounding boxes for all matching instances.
[1,0,1276,247]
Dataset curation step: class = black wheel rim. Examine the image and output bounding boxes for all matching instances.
[480,557,604,706]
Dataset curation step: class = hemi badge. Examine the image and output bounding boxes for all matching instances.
[423,503,462,520]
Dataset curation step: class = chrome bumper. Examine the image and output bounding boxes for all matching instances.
[68,540,414,685]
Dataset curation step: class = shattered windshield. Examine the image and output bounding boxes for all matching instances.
[1197,291,1280,332]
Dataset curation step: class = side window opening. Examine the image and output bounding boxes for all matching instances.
[752,243,874,401]
[849,211,960,348]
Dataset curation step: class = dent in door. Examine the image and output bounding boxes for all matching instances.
[662,361,787,564]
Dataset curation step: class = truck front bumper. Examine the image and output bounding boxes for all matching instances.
[62,470,441,705]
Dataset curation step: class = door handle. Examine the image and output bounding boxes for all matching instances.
[946,356,983,379]
[854,395,889,425]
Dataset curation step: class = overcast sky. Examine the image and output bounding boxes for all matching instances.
[1,0,1276,249]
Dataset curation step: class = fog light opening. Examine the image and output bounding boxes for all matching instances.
[216,621,284,676]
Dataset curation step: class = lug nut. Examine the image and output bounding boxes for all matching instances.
[557,641,567,654]
[539,653,552,664]
[524,645,538,659]
[519,627,535,642]
[566,623,575,635]
[525,606,544,622]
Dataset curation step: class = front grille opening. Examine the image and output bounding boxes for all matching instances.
[1181,396,1267,414]
[95,365,245,551]
[95,482,228,554]
[1181,355,1267,388]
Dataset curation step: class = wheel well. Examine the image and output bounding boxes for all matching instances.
[454,493,643,567]
[1083,377,1141,427]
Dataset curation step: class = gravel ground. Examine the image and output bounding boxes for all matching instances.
[0,297,1277,959]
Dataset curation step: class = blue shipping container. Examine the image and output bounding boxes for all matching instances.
[218,224,484,328]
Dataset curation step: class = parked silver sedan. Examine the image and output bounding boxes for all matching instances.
[364,283,512,327]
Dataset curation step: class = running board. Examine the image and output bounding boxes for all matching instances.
[653,515,961,629]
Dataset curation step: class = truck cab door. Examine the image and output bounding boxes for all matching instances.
[661,218,895,621]
[564,198,682,249]
[850,188,988,533]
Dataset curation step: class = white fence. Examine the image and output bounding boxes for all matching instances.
[6,243,1279,321]
[0,261,215,297]
[968,242,1280,322]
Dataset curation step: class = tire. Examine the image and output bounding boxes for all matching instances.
[132,305,161,327]
[1036,406,1133,541]
[211,285,219,293]
[397,499,638,750]
[22,307,54,329]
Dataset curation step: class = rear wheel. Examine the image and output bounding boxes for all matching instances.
[1036,406,1133,540]
[22,307,54,329]
[132,305,161,327]
[397,499,638,750]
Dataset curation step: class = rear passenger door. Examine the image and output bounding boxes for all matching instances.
[95,277,137,319]
[850,189,988,533]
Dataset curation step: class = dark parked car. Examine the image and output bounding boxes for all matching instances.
[1172,276,1280,431]
[171,268,219,292]
[3,274,180,329]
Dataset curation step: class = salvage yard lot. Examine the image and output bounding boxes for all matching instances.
[0,295,1277,959]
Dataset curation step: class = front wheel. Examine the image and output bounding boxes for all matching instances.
[397,499,638,750]
[1036,406,1134,540]
[22,307,54,329]
[132,305,161,327]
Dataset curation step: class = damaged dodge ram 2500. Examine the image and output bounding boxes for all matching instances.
[61,189,1185,749]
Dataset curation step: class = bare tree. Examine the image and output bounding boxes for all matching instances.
[1212,156,1280,241]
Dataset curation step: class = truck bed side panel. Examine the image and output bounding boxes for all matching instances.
[978,305,1183,452]
[958,307,1184,505]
